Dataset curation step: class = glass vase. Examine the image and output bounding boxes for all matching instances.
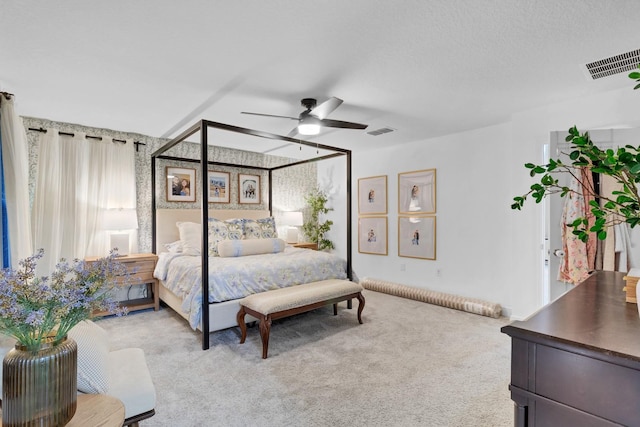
[2,336,77,427]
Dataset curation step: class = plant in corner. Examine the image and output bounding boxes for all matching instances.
[302,187,335,251]
[512,65,640,242]
[0,249,128,426]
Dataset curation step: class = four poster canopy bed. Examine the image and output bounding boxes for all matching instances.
[150,120,353,350]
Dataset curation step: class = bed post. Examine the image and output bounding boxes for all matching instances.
[268,170,273,214]
[200,120,210,350]
[151,156,157,254]
[346,150,352,281]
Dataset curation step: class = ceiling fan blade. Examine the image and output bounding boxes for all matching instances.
[286,127,299,138]
[241,112,299,120]
[310,97,343,120]
[320,118,368,130]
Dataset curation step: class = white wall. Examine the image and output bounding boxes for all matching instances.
[319,85,640,320]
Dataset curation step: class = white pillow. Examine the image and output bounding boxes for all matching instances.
[176,221,201,256]
[68,320,109,394]
[217,238,286,257]
[164,240,183,253]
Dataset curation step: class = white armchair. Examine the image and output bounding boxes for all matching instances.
[68,320,156,426]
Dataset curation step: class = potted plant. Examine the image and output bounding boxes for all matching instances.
[301,187,335,251]
[0,249,128,426]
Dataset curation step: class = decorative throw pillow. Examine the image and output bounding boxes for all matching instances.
[176,221,201,256]
[68,320,110,394]
[217,238,286,257]
[243,217,278,239]
[207,218,244,256]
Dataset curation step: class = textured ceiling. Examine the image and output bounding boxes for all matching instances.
[2,0,640,153]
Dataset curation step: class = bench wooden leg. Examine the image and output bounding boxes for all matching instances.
[333,303,338,315]
[356,292,365,324]
[259,315,272,359]
[237,306,248,343]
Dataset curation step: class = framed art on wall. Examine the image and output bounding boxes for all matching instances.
[238,173,260,204]
[358,216,388,255]
[208,171,230,203]
[358,175,387,215]
[166,167,196,202]
[398,168,436,214]
[398,215,436,260]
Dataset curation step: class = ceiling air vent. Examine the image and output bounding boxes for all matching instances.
[585,48,640,80]
[367,127,395,136]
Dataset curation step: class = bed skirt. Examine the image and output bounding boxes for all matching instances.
[158,283,258,333]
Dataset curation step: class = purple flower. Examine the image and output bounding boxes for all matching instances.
[0,249,129,353]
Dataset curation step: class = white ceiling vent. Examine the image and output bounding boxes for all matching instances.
[585,49,640,80]
[367,127,395,136]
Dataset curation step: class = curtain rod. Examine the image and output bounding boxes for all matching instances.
[27,127,146,152]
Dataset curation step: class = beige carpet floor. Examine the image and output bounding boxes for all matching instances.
[99,289,514,427]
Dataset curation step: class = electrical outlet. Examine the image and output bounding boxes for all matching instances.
[436,269,442,277]
[400,264,406,271]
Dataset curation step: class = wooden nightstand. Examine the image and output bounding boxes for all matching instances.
[85,253,159,315]
[292,242,318,250]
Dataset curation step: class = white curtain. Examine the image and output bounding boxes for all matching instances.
[32,129,136,275]
[0,95,33,266]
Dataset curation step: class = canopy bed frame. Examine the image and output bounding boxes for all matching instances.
[151,120,352,350]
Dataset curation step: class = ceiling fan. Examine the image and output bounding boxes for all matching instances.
[241,97,368,137]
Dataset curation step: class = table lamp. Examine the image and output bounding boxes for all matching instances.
[103,208,138,255]
[281,211,303,244]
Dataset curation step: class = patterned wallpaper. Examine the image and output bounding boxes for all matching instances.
[22,117,317,253]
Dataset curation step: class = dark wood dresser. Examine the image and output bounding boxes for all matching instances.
[501,271,640,426]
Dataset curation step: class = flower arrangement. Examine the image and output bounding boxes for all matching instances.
[0,249,128,353]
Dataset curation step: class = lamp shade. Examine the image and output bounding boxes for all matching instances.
[281,211,303,227]
[103,208,138,231]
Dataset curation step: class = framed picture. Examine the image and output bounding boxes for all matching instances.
[358,175,387,215]
[208,171,230,203]
[398,168,436,214]
[398,215,436,260]
[166,167,196,202]
[238,173,260,204]
[358,216,388,255]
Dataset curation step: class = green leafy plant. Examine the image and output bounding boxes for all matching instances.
[512,65,640,242]
[0,249,128,353]
[301,187,335,251]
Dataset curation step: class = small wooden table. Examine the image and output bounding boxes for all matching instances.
[86,253,159,315]
[1,394,125,427]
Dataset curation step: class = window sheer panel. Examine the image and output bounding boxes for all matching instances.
[0,98,33,265]
[32,130,137,274]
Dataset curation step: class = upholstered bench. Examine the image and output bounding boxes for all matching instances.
[237,279,365,359]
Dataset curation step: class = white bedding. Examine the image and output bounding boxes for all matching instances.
[154,247,347,329]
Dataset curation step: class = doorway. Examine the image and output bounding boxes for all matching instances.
[545,128,640,303]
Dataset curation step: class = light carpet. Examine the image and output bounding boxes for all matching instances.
[99,290,513,427]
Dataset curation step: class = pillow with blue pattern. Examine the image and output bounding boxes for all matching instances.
[243,217,277,239]
[207,218,244,256]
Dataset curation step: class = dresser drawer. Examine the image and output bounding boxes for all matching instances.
[121,259,155,274]
[535,344,640,426]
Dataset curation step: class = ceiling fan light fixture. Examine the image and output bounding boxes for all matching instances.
[298,116,321,135]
